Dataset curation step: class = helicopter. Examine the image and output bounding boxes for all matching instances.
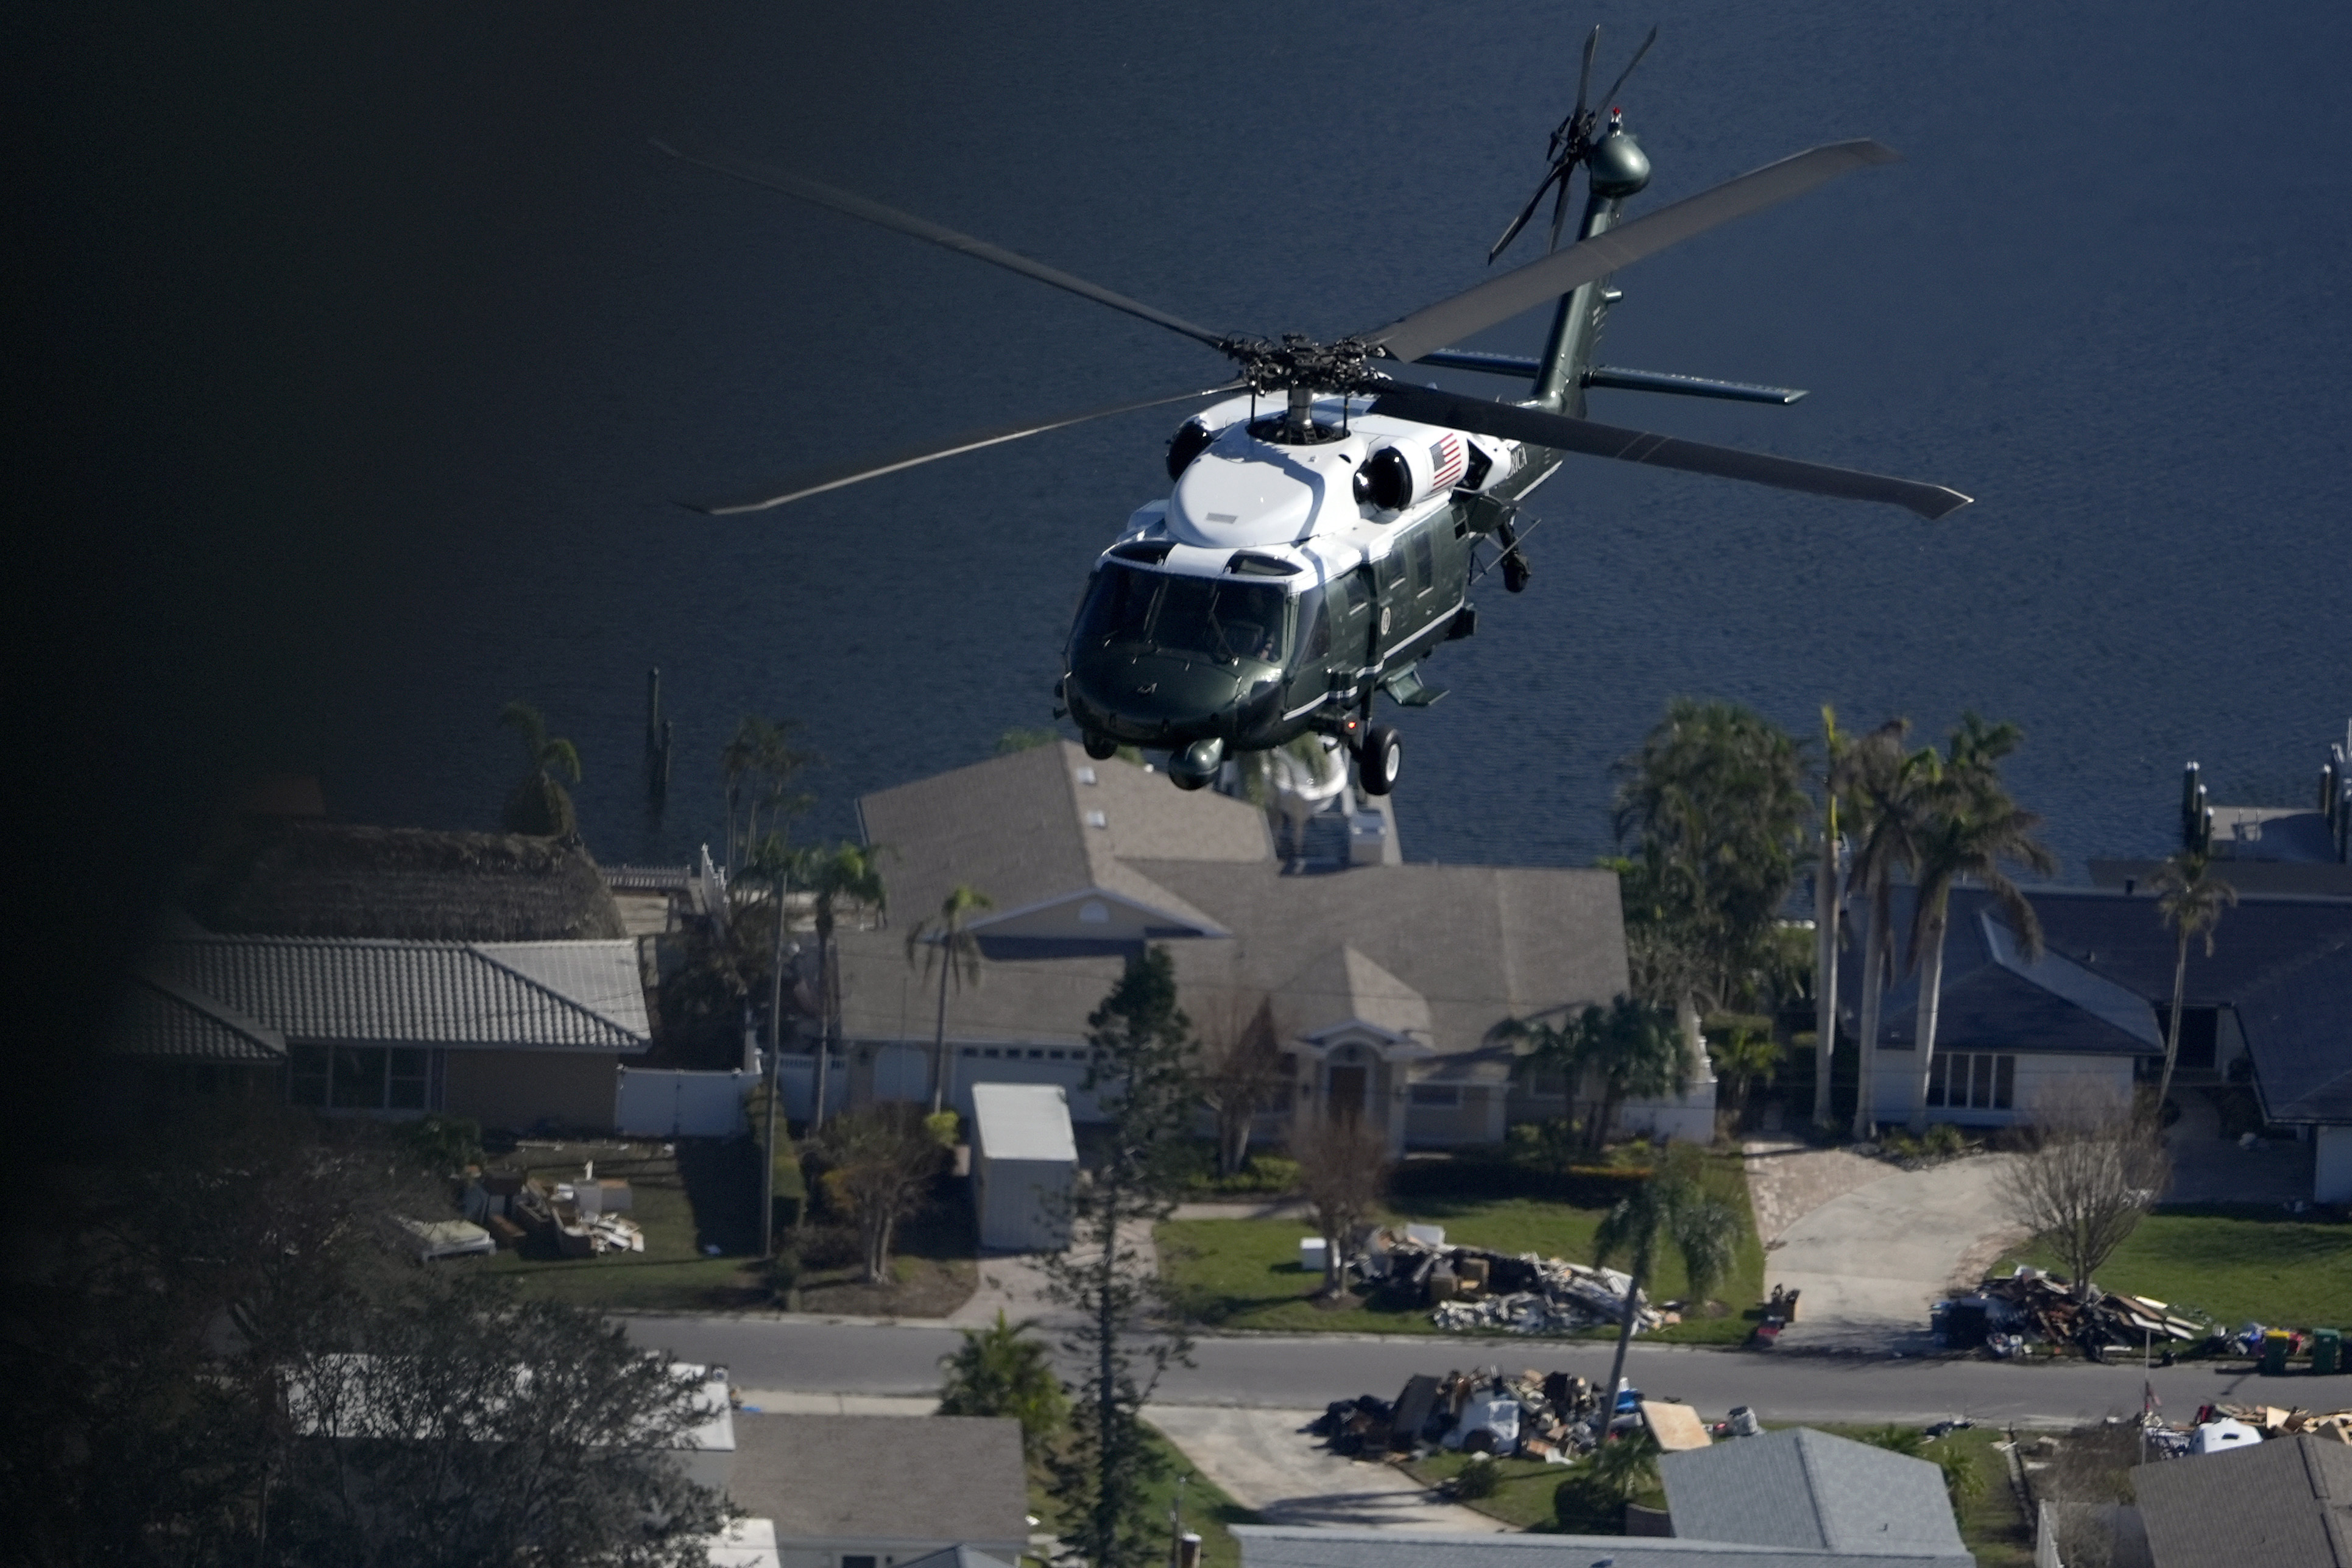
[660,26,1969,797]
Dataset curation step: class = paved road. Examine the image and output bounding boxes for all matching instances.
[626,1314,2280,1427]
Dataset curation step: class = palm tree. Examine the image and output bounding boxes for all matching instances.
[1904,715,2055,1131]
[498,701,581,838]
[937,1310,1068,1460]
[907,884,992,1115]
[2152,850,2236,1112]
[1840,720,1938,1140]
[720,716,816,873]
[1708,1026,1784,1131]
[1812,707,1851,1129]
[1588,1159,1740,1407]
[1513,996,1689,1155]
[794,841,887,1129]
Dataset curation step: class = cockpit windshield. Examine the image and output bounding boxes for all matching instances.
[1073,563,1290,665]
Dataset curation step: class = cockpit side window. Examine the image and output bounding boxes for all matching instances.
[1074,563,1159,648]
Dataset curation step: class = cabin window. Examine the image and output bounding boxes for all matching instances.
[1298,587,1331,662]
[1410,531,1435,594]
[1341,571,1371,614]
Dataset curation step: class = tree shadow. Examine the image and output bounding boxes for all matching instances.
[675,1137,761,1256]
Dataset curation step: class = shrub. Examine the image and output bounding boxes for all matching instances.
[924,1111,961,1149]
[405,1115,484,1176]
[1453,1457,1500,1500]
[768,1246,802,1299]
[1924,1123,1968,1158]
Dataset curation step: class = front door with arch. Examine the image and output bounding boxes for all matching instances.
[1326,1063,1368,1123]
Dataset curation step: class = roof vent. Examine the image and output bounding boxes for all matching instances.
[1086,810,1107,828]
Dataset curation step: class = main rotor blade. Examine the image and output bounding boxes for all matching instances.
[1597,26,1658,115]
[689,380,1246,515]
[1571,26,1598,132]
[1363,139,1900,364]
[654,139,1232,353]
[1366,383,1971,520]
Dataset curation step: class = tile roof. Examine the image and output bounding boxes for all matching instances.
[114,973,289,1061]
[1233,1525,1972,1568]
[727,1413,1028,1546]
[136,936,651,1052]
[2134,1433,2352,1567]
[1661,1428,1968,1559]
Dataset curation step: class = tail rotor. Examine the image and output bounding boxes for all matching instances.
[1489,23,1659,263]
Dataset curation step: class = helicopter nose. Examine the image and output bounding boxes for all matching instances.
[1067,652,1243,740]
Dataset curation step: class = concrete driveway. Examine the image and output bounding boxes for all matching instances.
[1757,1151,2021,1349]
[1142,1405,1505,1531]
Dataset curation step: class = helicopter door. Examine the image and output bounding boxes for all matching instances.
[1338,565,1378,673]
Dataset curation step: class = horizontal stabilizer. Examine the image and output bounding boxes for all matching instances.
[1584,366,1806,404]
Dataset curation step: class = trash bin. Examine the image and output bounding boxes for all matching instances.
[2314,1328,2342,1377]
[2263,1329,2293,1375]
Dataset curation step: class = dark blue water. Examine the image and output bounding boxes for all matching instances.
[83,1,2352,880]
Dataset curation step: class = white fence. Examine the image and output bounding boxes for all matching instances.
[614,1067,758,1138]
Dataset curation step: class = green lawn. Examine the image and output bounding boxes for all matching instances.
[1032,1425,1258,1568]
[1403,1449,1648,1530]
[1994,1204,2352,1331]
[478,1139,771,1312]
[1157,1148,1765,1343]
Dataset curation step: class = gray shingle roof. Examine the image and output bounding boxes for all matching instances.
[1853,887,2352,1120]
[843,745,1626,1068]
[1661,1428,1967,1558]
[114,973,289,1061]
[1233,1524,1972,1568]
[2134,1432,2352,1567]
[859,743,1265,941]
[1285,945,1434,1044]
[727,1414,1028,1546]
[136,936,651,1051]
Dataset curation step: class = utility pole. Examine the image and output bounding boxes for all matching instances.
[760,858,789,1260]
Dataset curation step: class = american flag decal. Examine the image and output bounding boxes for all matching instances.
[1430,434,1466,491]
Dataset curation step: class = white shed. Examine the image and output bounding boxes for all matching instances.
[970,1083,1076,1253]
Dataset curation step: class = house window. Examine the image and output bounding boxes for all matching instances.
[330,1047,388,1109]
[1927,1053,2016,1111]
[1409,1084,1461,1107]
[843,1556,878,1568]
[2153,1006,2220,1072]
[387,1048,429,1110]
[289,1044,330,1106]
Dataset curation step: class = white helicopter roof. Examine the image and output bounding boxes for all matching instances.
[1111,392,1514,590]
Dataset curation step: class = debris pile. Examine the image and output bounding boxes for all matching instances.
[1307,1366,1730,1464]
[1935,1266,2206,1355]
[1354,1227,1668,1337]
[2202,1403,2352,1445]
[504,1176,645,1256]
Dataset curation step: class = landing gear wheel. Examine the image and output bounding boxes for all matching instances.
[1082,732,1119,760]
[1360,725,1402,796]
[1170,769,1207,792]
[1501,552,1531,593]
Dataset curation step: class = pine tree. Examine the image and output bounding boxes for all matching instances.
[1042,948,1198,1568]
